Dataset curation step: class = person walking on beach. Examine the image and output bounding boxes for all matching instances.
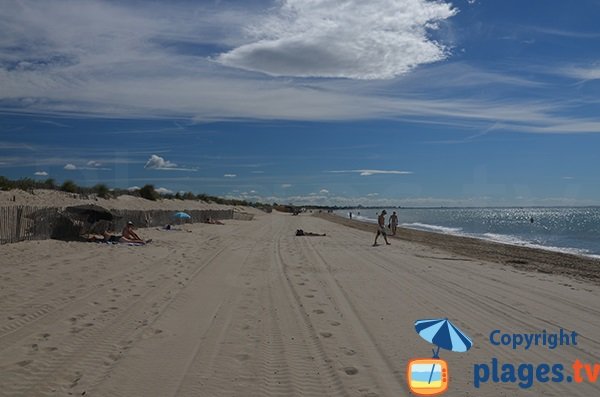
[373,210,391,246]
[389,211,398,235]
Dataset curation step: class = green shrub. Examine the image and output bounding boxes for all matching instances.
[60,180,79,193]
[139,184,158,201]
[93,183,110,199]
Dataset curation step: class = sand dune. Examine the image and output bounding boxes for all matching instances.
[1,212,598,396]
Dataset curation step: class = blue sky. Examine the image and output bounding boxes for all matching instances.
[1,0,600,206]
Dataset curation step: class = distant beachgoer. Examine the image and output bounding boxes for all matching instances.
[205,217,224,225]
[530,217,534,223]
[349,211,353,219]
[373,210,391,246]
[121,221,150,244]
[389,211,398,235]
[296,229,326,236]
[83,228,121,243]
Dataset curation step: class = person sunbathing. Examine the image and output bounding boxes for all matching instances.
[295,229,326,236]
[83,230,121,243]
[204,217,224,225]
[120,221,151,244]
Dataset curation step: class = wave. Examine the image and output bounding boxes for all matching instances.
[401,222,463,234]
[403,224,595,258]
[481,233,593,257]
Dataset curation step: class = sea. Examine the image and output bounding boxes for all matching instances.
[335,207,600,258]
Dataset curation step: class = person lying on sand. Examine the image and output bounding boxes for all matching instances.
[83,230,121,243]
[204,217,224,225]
[295,229,326,236]
[121,221,152,244]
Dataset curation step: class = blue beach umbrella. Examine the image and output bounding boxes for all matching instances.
[415,318,473,384]
[172,212,191,225]
[172,212,191,220]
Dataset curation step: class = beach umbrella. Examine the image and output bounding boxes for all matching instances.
[64,204,115,222]
[415,318,473,384]
[172,211,191,225]
[172,212,191,220]
[415,318,472,354]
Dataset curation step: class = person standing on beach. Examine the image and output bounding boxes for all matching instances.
[373,210,391,246]
[389,211,398,235]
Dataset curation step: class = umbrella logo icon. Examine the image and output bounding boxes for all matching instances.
[407,318,473,396]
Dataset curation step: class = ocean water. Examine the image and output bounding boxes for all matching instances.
[336,207,600,258]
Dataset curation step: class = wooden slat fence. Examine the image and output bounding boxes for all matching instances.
[0,206,238,245]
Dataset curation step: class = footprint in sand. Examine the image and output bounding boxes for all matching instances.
[343,367,358,375]
[341,347,356,356]
[312,309,325,314]
[235,354,250,362]
[319,332,333,338]
[329,321,340,327]
[304,294,314,298]
[17,360,33,367]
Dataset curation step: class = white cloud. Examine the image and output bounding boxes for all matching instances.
[0,1,599,133]
[281,184,292,188]
[218,0,456,79]
[224,174,237,178]
[226,192,599,207]
[155,187,173,195]
[64,163,77,170]
[249,190,257,193]
[127,186,140,191]
[328,169,413,176]
[87,160,102,167]
[145,154,177,169]
[144,154,196,171]
[319,189,329,194]
[34,171,48,176]
[367,193,379,197]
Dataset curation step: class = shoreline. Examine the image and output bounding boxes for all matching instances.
[317,213,600,285]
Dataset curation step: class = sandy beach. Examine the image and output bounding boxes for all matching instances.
[1,211,599,396]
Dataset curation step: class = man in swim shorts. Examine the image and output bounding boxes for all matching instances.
[373,210,391,246]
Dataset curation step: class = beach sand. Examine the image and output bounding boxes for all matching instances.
[1,212,598,396]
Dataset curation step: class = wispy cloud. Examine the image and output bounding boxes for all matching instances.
[328,169,413,176]
[34,171,48,176]
[64,163,77,170]
[558,65,600,81]
[281,184,292,188]
[0,1,598,134]
[224,174,237,178]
